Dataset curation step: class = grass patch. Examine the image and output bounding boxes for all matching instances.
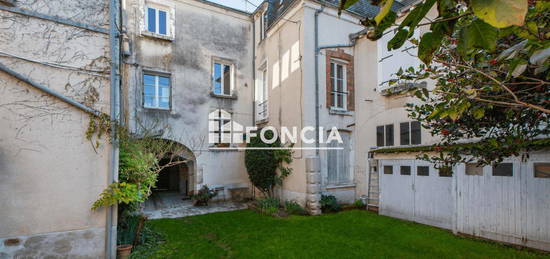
[138,210,548,258]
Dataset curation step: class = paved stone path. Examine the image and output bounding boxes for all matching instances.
[143,192,247,219]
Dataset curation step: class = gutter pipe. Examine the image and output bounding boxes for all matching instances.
[106,0,121,257]
[314,6,323,154]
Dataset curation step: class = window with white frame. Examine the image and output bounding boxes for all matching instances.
[330,61,347,110]
[256,65,269,122]
[143,73,170,109]
[145,6,168,35]
[400,121,421,145]
[212,62,233,96]
[327,131,351,185]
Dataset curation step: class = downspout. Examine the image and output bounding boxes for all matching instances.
[106,0,121,257]
[314,6,323,154]
[252,15,256,125]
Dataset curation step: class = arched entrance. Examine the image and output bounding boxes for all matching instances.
[144,139,196,213]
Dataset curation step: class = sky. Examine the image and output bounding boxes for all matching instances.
[208,0,263,12]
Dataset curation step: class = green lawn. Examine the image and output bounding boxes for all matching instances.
[135,209,548,258]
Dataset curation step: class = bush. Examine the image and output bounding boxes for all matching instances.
[284,200,307,216]
[130,224,164,259]
[353,199,365,209]
[320,195,341,213]
[245,130,293,197]
[191,185,218,206]
[257,197,280,215]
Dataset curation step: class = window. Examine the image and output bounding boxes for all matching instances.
[493,163,513,177]
[465,163,483,176]
[145,6,168,35]
[212,62,233,96]
[438,167,453,177]
[330,61,347,110]
[255,66,269,122]
[143,73,170,109]
[400,121,421,145]
[383,165,393,175]
[534,163,550,178]
[376,124,394,147]
[327,131,351,185]
[260,10,268,40]
[400,166,411,175]
[417,166,429,176]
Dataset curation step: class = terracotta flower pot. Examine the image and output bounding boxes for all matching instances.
[117,244,133,259]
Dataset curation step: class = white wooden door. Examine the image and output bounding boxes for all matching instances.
[412,160,453,229]
[456,158,526,247]
[379,160,414,220]
[520,153,550,250]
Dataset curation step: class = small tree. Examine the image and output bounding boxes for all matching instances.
[92,126,188,211]
[339,0,549,167]
[244,130,293,198]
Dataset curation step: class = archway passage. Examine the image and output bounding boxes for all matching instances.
[154,157,188,194]
[143,139,197,215]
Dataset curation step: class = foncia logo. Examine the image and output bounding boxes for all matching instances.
[209,109,344,150]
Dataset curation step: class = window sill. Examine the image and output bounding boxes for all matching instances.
[325,184,356,190]
[208,145,241,152]
[210,92,237,99]
[255,118,269,125]
[141,31,174,41]
[329,108,353,116]
[143,106,171,112]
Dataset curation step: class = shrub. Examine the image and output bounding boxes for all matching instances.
[130,224,165,259]
[257,197,280,215]
[191,185,218,206]
[353,199,365,209]
[245,130,293,197]
[320,194,341,213]
[284,200,307,216]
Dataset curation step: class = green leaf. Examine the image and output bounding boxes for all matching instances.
[387,29,409,51]
[437,0,456,15]
[472,108,485,119]
[398,0,437,34]
[418,32,444,64]
[471,0,528,28]
[370,11,397,40]
[375,0,395,25]
[457,19,498,56]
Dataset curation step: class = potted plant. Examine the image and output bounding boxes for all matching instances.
[191,185,218,206]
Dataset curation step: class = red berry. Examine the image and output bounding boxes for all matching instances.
[489,59,497,65]
[441,129,450,135]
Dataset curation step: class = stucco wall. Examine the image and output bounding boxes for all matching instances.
[123,0,254,197]
[0,0,111,257]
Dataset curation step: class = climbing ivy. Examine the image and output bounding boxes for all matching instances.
[245,129,293,198]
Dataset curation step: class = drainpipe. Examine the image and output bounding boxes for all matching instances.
[252,15,256,125]
[106,0,121,257]
[314,6,323,154]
